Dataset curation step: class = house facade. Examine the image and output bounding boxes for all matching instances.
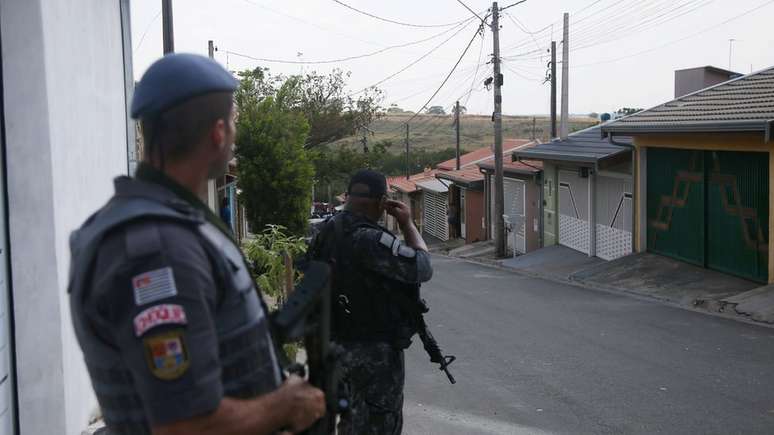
[603,66,774,283]
[478,159,543,254]
[416,139,535,243]
[514,125,634,261]
[1,0,136,433]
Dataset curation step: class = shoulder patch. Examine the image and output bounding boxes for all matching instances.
[397,245,417,258]
[133,267,178,305]
[134,304,187,337]
[143,329,189,380]
[378,231,403,256]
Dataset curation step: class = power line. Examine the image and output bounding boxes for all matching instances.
[222,19,473,65]
[465,30,488,107]
[455,0,488,25]
[347,20,477,96]
[240,0,385,48]
[133,9,162,53]
[500,0,529,12]
[331,0,469,28]
[406,26,483,124]
[574,0,774,68]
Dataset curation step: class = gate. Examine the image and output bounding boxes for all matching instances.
[595,175,633,261]
[558,169,590,254]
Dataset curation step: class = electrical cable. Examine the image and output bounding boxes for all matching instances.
[455,0,488,25]
[221,18,473,65]
[134,9,162,53]
[500,0,529,12]
[331,0,470,28]
[347,19,478,96]
[573,0,774,68]
[405,26,484,124]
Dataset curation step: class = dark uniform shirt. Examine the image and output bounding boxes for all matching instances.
[311,211,432,435]
[69,164,280,433]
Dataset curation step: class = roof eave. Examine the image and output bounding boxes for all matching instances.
[477,163,539,176]
[511,150,606,164]
[601,120,771,136]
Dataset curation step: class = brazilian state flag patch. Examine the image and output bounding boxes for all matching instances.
[143,330,190,380]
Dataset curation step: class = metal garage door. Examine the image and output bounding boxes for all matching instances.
[423,190,449,241]
[647,148,768,282]
[647,148,705,266]
[706,151,768,282]
[504,179,526,253]
[595,175,633,261]
[558,169,589,254]
[490,177,526,253]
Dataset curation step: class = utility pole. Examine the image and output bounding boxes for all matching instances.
[492,2,506,257]
[455,101,461,170]
[162,0,174,54]
[531,117,536,141]
[405,123,410,180]
[550,41,557,139]
[728,39,736,70]
[560,13,569,139]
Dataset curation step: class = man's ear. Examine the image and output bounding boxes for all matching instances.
[209,119,227,150]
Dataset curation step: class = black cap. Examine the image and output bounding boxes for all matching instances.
[347,169,387,199]
[131,53,238,119]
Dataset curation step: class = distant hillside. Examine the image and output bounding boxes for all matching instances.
[333,114,597,154]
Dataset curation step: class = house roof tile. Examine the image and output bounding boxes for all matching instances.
[603,66,774,135]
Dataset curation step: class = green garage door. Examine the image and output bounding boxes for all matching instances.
[706,151,768,282]
[647,148,769,282]
[647,148,705,266]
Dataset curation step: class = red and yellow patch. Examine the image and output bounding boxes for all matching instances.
[143,330,190,380]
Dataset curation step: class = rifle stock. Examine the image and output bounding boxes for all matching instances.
[271,260,348,435]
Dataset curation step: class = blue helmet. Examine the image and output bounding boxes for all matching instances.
[131,53,238,119]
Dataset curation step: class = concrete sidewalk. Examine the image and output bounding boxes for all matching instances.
[494,245,774,325]
[500,245,604,280]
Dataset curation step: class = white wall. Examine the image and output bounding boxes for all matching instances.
[1,0,129,434]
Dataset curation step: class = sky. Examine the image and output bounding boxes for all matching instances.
[130,0,774,116]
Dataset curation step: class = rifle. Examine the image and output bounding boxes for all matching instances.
[415,298,457,384]
[271,260,348,435]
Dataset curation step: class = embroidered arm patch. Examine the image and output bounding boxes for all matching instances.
[134,304,187,337]
[133,267,178,306]
[143,329,190,380]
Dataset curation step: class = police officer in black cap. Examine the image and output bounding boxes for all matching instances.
[307,169,433,435]
[68,53,324,434]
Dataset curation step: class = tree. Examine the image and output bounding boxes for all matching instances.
[235,75,315,236]
[617,107,643,116]
[588,112,599,119]
[387,104,405,114]
[427,106,446,115]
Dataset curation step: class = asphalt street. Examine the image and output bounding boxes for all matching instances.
[402,255,774,435]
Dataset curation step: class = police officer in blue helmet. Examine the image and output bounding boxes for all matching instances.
[69,53,324,434]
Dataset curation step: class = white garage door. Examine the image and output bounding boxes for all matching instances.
[423,190,449,241]
[595,175,633,261]
[491,177,526,254]
[558,170,590,254]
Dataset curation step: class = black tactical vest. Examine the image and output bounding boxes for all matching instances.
[68,177,281,433]
[310,212,419,347]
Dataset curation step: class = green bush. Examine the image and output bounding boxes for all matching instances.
[243,225,307,301]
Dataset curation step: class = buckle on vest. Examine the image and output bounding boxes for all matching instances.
[337,295,352,315]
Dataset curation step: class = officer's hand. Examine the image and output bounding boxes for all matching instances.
[385,199,412,226]
[279,375,326,433]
